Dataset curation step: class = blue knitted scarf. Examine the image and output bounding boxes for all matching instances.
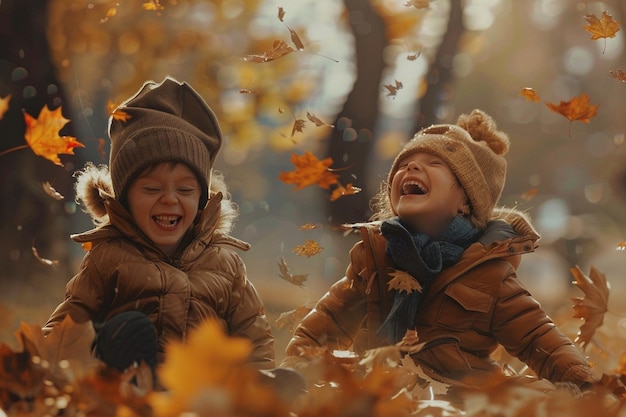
[376,216,479,343]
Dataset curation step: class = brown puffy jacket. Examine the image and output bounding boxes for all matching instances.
[283,211,596,387]
[44,191,275,369]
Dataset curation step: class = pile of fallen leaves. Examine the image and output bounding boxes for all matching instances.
[1,266,626,417]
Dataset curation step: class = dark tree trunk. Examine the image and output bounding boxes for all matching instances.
[325,0,387,226]
[413,0,465,131]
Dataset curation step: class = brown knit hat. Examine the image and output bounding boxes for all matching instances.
[108,77,222,209]
[387,109,510,229]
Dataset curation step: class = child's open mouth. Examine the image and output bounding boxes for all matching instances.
[402,180,428,195]
[153,215,181,228]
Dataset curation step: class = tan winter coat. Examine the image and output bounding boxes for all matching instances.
[283,212,595,387]
[45,186,275,370]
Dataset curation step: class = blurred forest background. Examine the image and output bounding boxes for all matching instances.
[1,0,626,364]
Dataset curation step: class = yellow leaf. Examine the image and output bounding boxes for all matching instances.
[583,11,620,40]
[23,105,84,166]
[158,319,252,399]
[292,239,324,257]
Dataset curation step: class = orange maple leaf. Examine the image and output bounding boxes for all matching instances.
[545,92,599,136]
[107,100,131,122]
[387,269,422,294]
[0,94,11,120]
[279,151,339,190]
[584,11,620,54]
[570,265,609,350]
[23,105,84,166]
[520,87,541,103]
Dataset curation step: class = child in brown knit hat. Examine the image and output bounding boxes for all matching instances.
[44,77,275,381]
[282,109,597,390]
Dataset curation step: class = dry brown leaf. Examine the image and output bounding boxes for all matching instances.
[277,6,285,22]
[520,87,541,102]
[287,25,305,51]
[275,304,313,332]
[306,112,334,128]
[299,223,319,230]
[610,69,626,82]
[384,80,404,97]
[276,256,308,287]
[292,239,324,257]
[570,265,609,350]
[387,269,422,294]
[241,40,297,63]
[291,118,306,137]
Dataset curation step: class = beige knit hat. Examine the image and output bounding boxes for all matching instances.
[108,77,222,209]
[387,109,510,229]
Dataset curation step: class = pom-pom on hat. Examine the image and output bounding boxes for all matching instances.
[387,109,510,229]
[108,77,222,209]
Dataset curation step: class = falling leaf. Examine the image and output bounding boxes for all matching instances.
[616,241,626,251]
[241,40,297,63]
[287,25,305,51]
[279,151,339,190]
[520,187,538,201]
[107,100,131,122]
[387,269,422,294]
[0,94,11,120]
[277,257,308,287]
[143,0,164,11]
[407,51,421,61]
[23,105,85,166]
[275,304,313,332]
[610,69,626,82]
[583,11,620,53]
[570,265,609,350]
[291,118,306,137]
[545,92,599,136]
[405,0,433,9]
[306,112,334,128]
[31,245,59,267]
[520,87,541,102]
[299,223,320,230]
[277,6,285,22]
[42,182,64,200]
[330,183,362,201]
[293,239,324,257]
[384,80,404,98]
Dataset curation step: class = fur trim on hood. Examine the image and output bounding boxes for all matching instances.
[74,162,238,235]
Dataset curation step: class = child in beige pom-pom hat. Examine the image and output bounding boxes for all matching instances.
[44,77,275,380]
[282,109,597,391]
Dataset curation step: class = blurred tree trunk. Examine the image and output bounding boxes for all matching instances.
[412,0,464,131]
[0,0,74,288]
[326,0,465,226]
[324,0,386,225]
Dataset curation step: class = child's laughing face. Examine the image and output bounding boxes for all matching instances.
[390,152,468,237]
[127,162,200,255]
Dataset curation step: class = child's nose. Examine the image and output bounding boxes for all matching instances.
[160,190,178,204]
[407,160,422,170]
